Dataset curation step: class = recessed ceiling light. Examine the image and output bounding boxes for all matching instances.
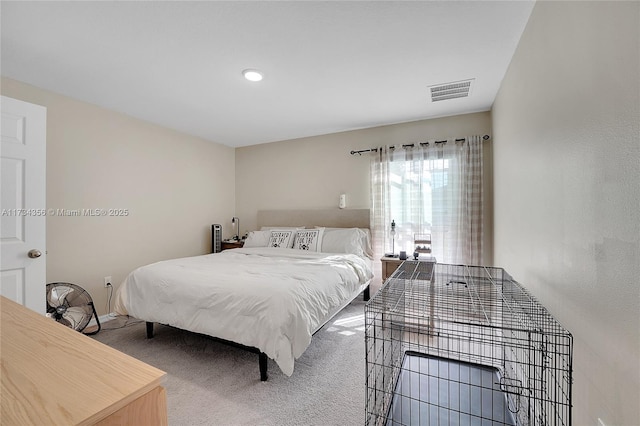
[242,69,263,82]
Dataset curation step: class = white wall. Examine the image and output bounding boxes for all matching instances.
[236,112,494,265]
[1,77,236,317]
[492,2,639,424]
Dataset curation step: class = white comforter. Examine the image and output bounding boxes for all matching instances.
[114,247,373,376]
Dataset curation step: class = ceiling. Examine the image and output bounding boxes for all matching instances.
[1,1,535,148]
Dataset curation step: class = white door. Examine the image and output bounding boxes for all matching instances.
[1,96,47,313]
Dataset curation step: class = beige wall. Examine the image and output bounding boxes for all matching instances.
[236,112,494,265]
[492,2,639,424]
[1,77,236,317]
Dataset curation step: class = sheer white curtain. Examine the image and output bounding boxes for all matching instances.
[370,136,484,265]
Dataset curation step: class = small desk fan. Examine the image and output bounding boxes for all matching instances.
[46,282,101,335]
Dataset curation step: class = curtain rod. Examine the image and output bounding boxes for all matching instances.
[350,134,491,156]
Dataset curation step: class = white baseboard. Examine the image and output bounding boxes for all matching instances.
[89,313,116,328]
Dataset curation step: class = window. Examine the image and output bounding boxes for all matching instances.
[371,137,484,265]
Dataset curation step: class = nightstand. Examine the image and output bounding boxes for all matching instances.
[221,240,244,251]
[381,256,437,282]
[381,256,403,282]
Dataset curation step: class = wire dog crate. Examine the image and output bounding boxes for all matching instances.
[365,262,573,426]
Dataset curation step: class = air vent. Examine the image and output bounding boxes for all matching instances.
[429,79,474,102]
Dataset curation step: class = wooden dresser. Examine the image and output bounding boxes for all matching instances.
[0,296,167,425]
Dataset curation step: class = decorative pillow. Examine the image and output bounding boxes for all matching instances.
[243,230,271,248]
[260,226,304,231]
[292,228,325,252]
[268,230,295,248]
[320,228,371,257]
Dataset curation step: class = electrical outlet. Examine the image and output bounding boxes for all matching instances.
[104,276,112,288]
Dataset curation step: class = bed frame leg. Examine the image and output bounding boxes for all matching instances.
[146,322,154,338]
[259,352,268,381]
[363,285,370,301]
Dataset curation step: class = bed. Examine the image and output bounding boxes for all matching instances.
[114,209,373,381]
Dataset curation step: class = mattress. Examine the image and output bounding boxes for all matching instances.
[114,247,373,376]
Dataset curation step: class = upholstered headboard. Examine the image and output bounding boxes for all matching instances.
[257,209,370,229]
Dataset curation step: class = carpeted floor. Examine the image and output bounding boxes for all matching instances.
[92,299,368,426]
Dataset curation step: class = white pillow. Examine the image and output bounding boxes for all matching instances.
[320,228,370,257]
[359,228,374,258]
[260,226,304,231]
[243,230,271,248]
[292,228,325,252]
[268,230,295,248]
